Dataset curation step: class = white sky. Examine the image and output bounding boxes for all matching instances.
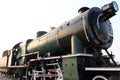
[0,0,120,61]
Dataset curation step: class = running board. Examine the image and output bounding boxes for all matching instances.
[8,65,29,68]
[85,67,120,71]
[30,53,93,62]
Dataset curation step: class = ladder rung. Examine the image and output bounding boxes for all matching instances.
[33,70,43,73]
[48,69,57,72]
[22,76,27,78]
[31,74,58,77]
[46,63,58,66]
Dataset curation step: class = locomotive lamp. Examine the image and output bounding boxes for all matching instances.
[102,1,118,13]
[101,1,119,21]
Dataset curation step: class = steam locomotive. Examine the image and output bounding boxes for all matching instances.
[0,1,119,80]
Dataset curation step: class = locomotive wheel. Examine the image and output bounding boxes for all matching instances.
[26,67,41,80]
[92,75,108,80]
[26,67,33,80]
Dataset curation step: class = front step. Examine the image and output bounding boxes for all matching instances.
[31,74,58,77]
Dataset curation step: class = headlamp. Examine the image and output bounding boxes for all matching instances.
[102,1,118,13]
[101,1,119,21]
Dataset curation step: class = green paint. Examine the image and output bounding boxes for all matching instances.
[27,29,64,56]
[62,35,84,80]
[63,57,79,80]
[71,35,84,54]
